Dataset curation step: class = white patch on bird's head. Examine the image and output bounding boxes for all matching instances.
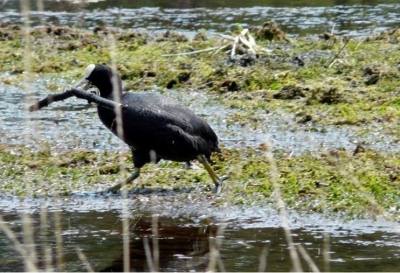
[84,64,96,79]
[74,64,96,89]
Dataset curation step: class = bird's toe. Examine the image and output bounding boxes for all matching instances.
[212,183,222,194]
[98,186,120,196]
[212,175,229,194]
[221,175,229,181]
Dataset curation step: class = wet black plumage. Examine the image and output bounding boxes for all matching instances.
[76,64,225,193]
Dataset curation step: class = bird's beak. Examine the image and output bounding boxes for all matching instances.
[74,77,91,90]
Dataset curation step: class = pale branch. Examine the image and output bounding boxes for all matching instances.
[161,45,230,57]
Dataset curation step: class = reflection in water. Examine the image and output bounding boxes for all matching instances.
[0,196,399,272]
[0,209,215,272]
[100,217,214,272]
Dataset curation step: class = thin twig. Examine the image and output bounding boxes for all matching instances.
[213,33,237,41]
[330,23,336,35]
[161,46,228,57]
[325,37,350,68]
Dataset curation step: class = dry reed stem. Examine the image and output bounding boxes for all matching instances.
[54,210,65,271]
[152,214,160,271]
[0,215,38,271]
[206,223,226,272]
[264,143,303,272]
[76,247,95,272]
[298,245,320,272]
[40,206,53,272]
[19,2,41,271]
[216,224,226,272]
[22,213,38,271]
[143,237,156,272]
[257,246,268,272]
[107,32,132,272]
[323,232,330,272]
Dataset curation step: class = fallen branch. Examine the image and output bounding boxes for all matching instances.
[28,88,125,112]
[162,28,261,58]
[216,29,257,56]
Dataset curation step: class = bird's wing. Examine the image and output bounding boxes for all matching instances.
[118,104,216,155]
[122,93,215,137]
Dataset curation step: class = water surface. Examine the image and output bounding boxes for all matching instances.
[0,76,398,155]
[1,195,399,271]
[2,0,399,36]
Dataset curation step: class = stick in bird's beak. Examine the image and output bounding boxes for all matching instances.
[74,77,92,91]
[74,77,95,104]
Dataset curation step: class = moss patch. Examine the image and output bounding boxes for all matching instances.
[1,144,400,220]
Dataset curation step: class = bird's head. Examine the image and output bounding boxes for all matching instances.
[75,64,123,99]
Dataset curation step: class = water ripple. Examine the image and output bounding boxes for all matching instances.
[1,4,399,36]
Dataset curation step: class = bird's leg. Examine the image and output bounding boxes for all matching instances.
[197,155,228,194]
[105,167,140,194]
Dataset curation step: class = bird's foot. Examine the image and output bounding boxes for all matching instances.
[183,161,201,170]
[97,184,122,196]
[70,188,118,197]
[212,175,229,194]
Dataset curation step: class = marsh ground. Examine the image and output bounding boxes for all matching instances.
[1,23,400,220]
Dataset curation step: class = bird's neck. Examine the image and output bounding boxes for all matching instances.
[104,90,124,102]
[99,79,123,100]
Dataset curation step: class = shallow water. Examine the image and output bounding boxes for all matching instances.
[0,75,399,155]
[2,0,400,37]
[0,195,399,271]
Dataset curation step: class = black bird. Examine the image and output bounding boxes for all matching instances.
[75,64,226,193]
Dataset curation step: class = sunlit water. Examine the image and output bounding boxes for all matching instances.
[0,195,400,271]
[0,82,387,155]
[0,75,398,155]
[1,0,400,36]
